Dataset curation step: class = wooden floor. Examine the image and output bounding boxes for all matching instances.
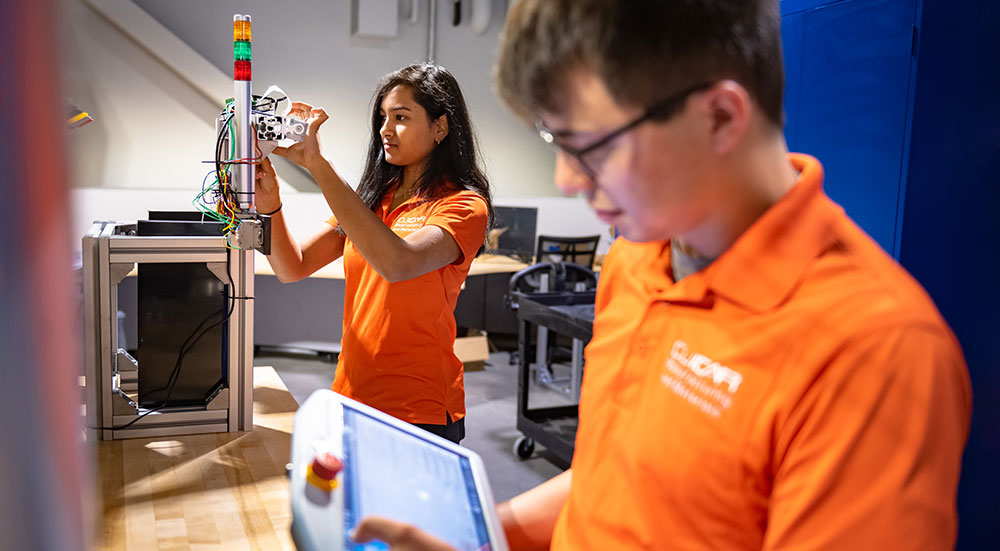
[96,367,298,551]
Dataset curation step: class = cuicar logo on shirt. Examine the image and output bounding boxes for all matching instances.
[392,215,427,232]
[660,340,743,418]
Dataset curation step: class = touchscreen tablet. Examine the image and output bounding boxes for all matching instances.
[290,390,508,551]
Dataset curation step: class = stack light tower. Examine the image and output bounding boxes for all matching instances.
[80,13,287,444]
[233,14,255,212]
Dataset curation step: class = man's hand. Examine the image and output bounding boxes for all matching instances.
[497,470,572,550]
[352,516,455,551]
[274,101,328,169]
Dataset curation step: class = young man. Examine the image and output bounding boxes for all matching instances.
[354,1,971,549]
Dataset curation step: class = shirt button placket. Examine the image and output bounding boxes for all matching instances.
[634,301,669,359]
[614,294,668,406]
[635,340,650,358]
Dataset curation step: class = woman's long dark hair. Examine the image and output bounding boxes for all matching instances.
[356,63,493,230]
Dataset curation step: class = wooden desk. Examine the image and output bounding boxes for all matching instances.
[96,367,298,551]
[252,253,529,279]
[468,255,529,276]
[252,254,529,348]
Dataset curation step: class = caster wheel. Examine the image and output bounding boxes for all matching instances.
[514,436,535,459]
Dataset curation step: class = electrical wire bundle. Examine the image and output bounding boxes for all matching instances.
[88,94,284,433]
[193,98,263,248]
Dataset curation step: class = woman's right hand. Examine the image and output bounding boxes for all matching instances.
[255,157,282,213]
[274,101,329,170]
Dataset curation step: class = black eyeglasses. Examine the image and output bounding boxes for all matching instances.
[535,82,713,181]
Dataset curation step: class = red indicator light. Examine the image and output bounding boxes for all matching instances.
[234,60,251,81]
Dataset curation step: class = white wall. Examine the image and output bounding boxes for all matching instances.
[64,0,614,253]
[64,0,221,191]
[66,0,558,196]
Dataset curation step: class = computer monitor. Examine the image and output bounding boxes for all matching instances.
[290,390,509,551]
[488,206,538,262]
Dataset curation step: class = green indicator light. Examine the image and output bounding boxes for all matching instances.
[234,41,251,61]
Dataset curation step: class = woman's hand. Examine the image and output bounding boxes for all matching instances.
[274,101,329,170]
[255,157,281,213]
[352,516,455,551]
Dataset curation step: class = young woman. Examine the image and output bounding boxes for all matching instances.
[256,63,493,443]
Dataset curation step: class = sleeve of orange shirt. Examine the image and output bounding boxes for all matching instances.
[324,213,342,232]
[763,325,971,550]
[424,192,488,266]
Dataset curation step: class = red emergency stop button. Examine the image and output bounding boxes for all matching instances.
[306,452,342,491]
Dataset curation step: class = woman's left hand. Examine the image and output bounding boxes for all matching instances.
[274,101,329,169]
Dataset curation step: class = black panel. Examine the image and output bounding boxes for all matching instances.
[137,262,228,407]
[454,274,485,330]
[147,210,214,221]
[483,272,518,335]
[137,220,226,237]
[135,215,229,408]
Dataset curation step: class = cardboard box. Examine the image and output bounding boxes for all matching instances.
[454,328,489,371]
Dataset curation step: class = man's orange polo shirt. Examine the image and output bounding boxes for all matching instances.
[328,185,488,425]
[552,154,971,550]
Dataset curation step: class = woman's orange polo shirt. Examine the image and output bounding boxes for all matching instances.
[327,185,488,425]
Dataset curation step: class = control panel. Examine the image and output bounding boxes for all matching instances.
[290,391,347,551]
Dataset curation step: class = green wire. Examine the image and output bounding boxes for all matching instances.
[229,116,236,159]
[193,103,245,246]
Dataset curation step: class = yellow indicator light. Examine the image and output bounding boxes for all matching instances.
[233,20,251,42]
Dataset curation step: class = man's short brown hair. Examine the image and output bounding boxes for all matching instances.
[495,0,785,127]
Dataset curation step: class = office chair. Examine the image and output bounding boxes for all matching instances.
[504,262,598,392]
[504,262,598,311]
[534,234,601,268]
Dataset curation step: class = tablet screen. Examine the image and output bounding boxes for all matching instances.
[342,406,492,551]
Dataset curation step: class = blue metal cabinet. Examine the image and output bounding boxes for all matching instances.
[782,0,917,255]
[781,1,1000,547]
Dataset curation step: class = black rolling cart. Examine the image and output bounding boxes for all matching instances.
[512,292,595,465]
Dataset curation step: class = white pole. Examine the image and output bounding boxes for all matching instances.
[234,14,255,212]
